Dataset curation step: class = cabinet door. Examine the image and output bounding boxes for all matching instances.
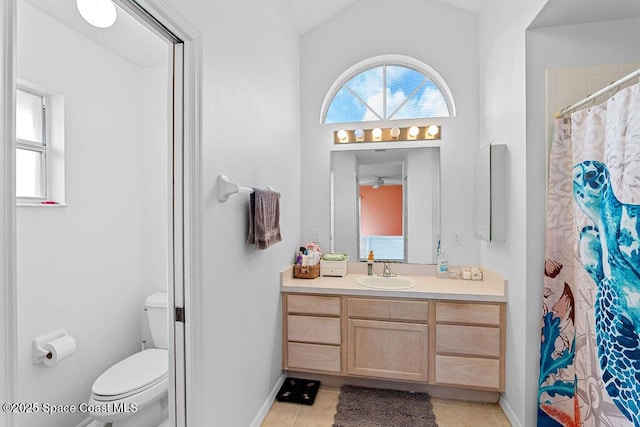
[347,319,428,382]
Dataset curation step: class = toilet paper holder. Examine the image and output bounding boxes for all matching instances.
[32,329,70,365]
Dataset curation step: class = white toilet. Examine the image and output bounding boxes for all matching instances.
[87,292,169,427]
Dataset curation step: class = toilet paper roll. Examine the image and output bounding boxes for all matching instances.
[42,335,76,366]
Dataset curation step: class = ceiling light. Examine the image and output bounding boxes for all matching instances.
[77,0,117,29]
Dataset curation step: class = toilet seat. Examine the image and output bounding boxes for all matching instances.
[92,348,168,401]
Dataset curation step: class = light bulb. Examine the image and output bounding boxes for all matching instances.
[77,0,117,29]
[372,128,382,139]
[390,127,400,138]
[337,129,348,141]
[427,125,440,136]
[354,129,364,140]
[408,126,420,138]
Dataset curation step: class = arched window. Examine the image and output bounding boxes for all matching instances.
[322,55,455,124]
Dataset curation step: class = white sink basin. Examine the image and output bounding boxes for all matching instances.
[356,275,416,290]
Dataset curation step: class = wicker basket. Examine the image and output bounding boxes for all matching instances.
[293,264,320,279]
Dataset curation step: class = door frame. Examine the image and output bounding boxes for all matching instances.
[0,1,203,425]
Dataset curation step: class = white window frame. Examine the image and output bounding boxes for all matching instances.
[16,81,66,207]
[16,86,48,204]
[320,54,457,124]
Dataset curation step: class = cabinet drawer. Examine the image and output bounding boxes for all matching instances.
[436,325,500,357]
[435,355,501,390]
[287,295,341,316]
[436,302,501,325]
[348,298,428,322]
[287,342,341,373]
[287,315,341,345]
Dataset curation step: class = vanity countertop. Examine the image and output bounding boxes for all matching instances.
[280,263,507,303]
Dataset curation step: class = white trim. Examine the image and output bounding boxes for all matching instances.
[17,203,68,207]
[16,81,67,205]
[1,2,18,427]
[74,417,98,427]
[113,1,203,425]
[119,1,204,426]
[250,374,286,427]
[330,140,443,152]
[3,1,203,427]
[499,394,522,427]
[320,54,457,123]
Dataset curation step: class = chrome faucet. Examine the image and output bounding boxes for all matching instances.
[382,262,392,277]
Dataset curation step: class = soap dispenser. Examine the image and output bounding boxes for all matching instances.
[367,250,374,275]
[437,246,449,279]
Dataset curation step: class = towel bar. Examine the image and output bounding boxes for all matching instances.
[217,174,278,202]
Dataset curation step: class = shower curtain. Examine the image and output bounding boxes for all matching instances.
[539,82,640,427]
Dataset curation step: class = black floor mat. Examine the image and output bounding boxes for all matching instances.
[276,377,321,405]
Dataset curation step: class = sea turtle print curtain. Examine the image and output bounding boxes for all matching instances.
[539,82,640,427]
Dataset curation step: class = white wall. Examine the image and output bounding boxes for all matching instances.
[16,3,167,426]
[477,1,547,426]
[479,2,640,426]
[301,0,480,266]
[165,0,301,424]
[523,16,640,426]
[139,65,170,339]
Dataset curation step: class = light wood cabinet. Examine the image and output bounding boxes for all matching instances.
[287,342,341,372]
[347,319,428,381]
[287,294,341,316]
[433,301,505,391]
[346,297,429,381]
[347,298,429,323]
[287,315,341,345]
[282,292,505,394]
[283,294,342,374]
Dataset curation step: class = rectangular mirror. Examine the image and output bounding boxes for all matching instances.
[473,144,491,241]
[331,147,440,264]
[473,143,506,241]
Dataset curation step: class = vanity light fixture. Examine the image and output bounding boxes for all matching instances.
[77,0,117,29]
[333,125,441,144]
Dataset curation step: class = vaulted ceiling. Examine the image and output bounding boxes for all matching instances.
[284,0,487,34]
[22,0,489,70]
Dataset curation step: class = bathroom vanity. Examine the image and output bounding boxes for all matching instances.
[280,263,507,402]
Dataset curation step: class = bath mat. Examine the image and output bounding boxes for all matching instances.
[333,386,438,427]
[275,377,321,405]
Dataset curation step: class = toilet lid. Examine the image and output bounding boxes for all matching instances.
[92,348,168,399]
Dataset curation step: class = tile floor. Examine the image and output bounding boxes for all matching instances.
[261,385,512,427]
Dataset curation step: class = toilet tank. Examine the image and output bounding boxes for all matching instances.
[145,292,168,349]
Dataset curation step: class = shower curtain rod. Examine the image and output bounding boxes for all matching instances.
[556,68,640,118]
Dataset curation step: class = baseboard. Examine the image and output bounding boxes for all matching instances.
[75,417,98,427]
[286,370,500,403]
[250,373,285,427]
[499,395,522,427]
